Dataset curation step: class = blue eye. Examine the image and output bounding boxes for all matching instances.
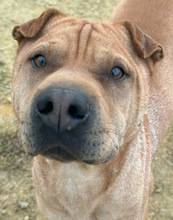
[108,67,126,81]
[32,55,46,68]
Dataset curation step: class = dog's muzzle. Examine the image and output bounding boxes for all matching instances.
[24,85,101,163]
[22,84,117,164]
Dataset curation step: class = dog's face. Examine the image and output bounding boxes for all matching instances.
[12,9,163,164]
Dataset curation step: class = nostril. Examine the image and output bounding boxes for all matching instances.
[37,101,53,115]
[68,105,86,120]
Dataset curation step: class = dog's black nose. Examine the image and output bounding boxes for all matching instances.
[35,88,90,134]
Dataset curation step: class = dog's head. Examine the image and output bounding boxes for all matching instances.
[12,9,163,164]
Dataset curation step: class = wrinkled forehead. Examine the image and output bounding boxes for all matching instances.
[39,17,130,53]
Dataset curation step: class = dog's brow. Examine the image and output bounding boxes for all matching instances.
[27,40,63,57]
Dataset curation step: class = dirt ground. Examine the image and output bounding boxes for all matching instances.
[0,0,173,219]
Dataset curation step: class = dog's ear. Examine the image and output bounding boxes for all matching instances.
[123,21,164,62]
[12,8,66,43]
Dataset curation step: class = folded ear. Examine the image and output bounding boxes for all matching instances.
[123,21,164,62]
[12,8,66,43]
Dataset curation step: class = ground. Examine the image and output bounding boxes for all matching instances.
[0,0,173,219]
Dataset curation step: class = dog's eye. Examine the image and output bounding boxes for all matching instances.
[32,55,46,68]
[108,67,126,81]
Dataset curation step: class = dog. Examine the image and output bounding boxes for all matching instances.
[12,0,173,219]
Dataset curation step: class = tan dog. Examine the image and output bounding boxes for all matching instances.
[12,0,173,219]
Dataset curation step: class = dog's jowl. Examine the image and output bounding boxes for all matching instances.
[12,0,173,219]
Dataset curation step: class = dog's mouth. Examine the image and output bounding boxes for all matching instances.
[38,145,118,164]
[41,146,98,164]
[30,144,116,164]
[41,146,77,162]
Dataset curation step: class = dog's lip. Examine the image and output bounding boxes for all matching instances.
[28,145,118,164]
[26,145,75,160]
[41,145,77,161]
